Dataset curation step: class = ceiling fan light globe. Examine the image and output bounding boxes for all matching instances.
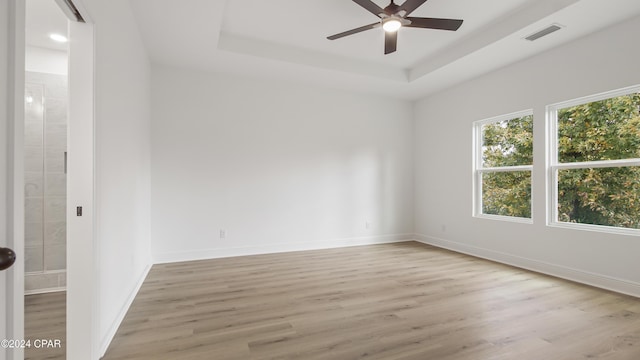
[383,19,402,32]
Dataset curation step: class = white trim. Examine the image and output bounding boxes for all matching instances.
[414,234,640,298]
[471,123,478,217]
[544,102,554,226]
[25,287,66,296]
[474,213,533,224]
[154,234,415,264]
[478,165,533,173]
[474,109,534,126]
[98,263,151,358]
[548,221,639,236]
[24,269,66,275]
[553,158,640,169]
[548,84,640,111]
[6,1,26,359]
[547,99,559,226]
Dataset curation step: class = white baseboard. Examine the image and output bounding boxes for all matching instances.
[153,233,415,264]
[414,234,640,298]
[25,270,67,295]
[99,262,152,357]
[25,287,66,296]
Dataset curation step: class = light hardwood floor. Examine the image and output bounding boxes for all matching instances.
[101,242,640,360]
[24,291,66,360]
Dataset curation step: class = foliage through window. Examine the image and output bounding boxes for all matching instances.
[550,87,640,230]
[474,111,533,220]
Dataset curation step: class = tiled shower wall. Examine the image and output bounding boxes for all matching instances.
[24,71,67,294]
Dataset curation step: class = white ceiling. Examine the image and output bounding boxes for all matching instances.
[26,0,69,52]
[221,0,532,70]
[28,0,640,100]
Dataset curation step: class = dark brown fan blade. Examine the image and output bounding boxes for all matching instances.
[384,31,397,54]
[353,0,385,17]
[405,17,463,31]
[327,22,379,40]
[398,0,429,16]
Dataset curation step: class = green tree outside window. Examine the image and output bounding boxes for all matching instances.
[556,93,640,229]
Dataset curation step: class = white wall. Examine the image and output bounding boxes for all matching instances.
[414,15,640,296]
[25,46,67,75]
[79,0,152,356]
[151,65,414,262]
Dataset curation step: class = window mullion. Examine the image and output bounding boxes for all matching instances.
[554,158,640,170]
[479,165,533,173]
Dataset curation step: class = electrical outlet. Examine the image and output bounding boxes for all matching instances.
[219,229,226,239]
[365,221,371,229]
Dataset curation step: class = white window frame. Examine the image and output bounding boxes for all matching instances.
[547,85,640,235]
[473,110,534,223]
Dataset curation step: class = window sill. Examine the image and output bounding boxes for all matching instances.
[548,221,640,236]
[474,214,533,224]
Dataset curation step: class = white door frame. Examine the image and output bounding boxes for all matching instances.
[3,1,26,359]
[4,0,97,359]
[66,15,98,360]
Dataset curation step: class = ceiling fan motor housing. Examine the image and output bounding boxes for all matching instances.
[383,1,401,16]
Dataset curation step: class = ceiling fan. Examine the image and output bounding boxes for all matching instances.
[327,0,463,55]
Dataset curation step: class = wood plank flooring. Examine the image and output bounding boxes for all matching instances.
[24,291,66,360]
[102,242,640,360]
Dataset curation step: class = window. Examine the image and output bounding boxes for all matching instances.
[474,111,533,221]
[548,86,640,232]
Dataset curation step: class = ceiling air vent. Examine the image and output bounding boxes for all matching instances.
[525,24,563,41]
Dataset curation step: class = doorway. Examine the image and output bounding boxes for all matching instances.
[23,1,69,358]
[24,0,69,296]
[7,0,97,358]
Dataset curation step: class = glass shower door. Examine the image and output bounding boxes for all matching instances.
[24,72,68,293]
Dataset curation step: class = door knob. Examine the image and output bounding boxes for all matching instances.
[0,247,16,271]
